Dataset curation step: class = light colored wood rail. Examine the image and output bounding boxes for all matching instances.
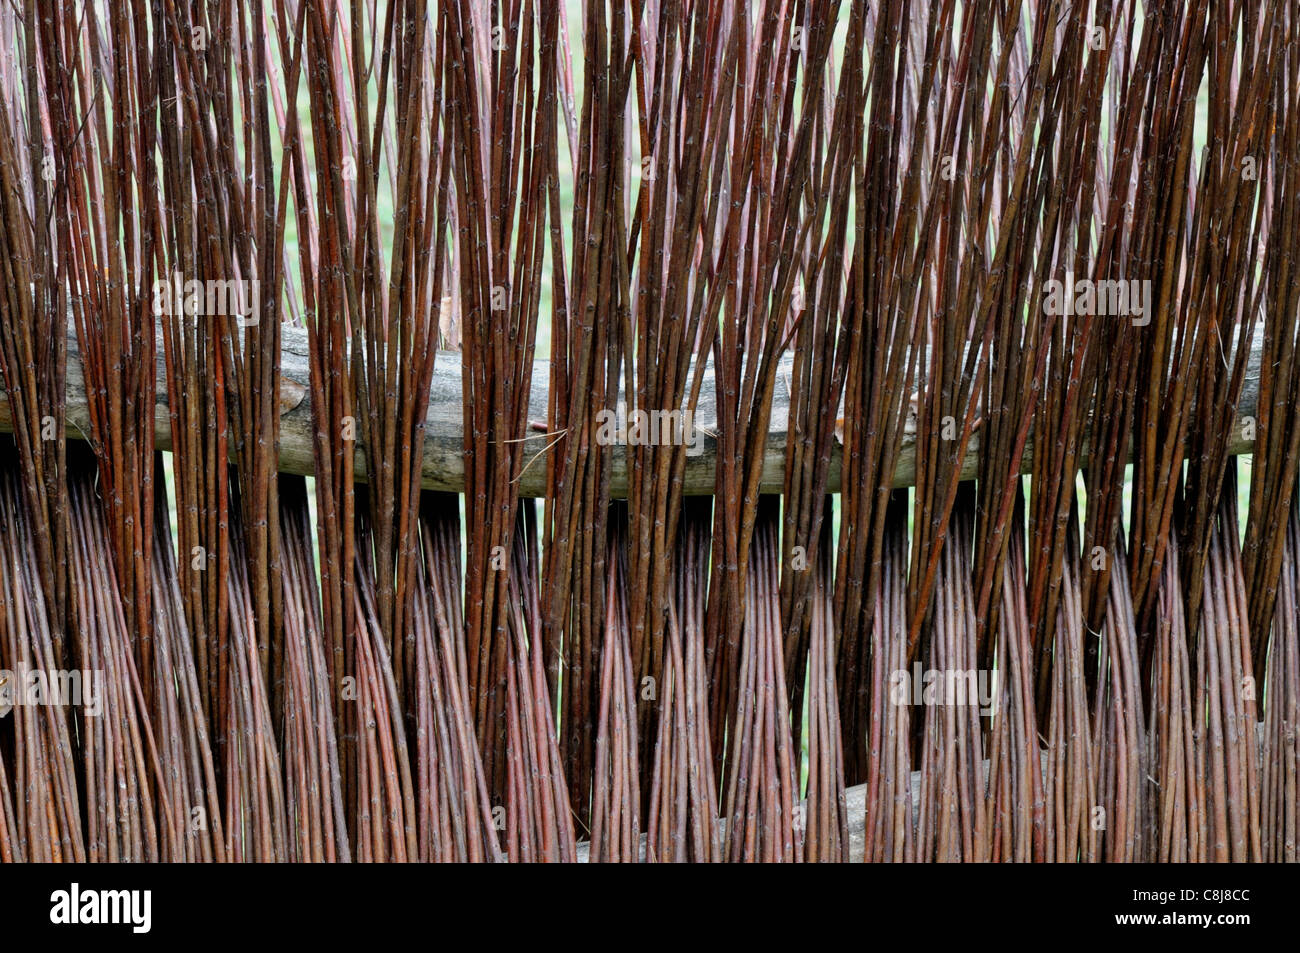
[0,321,1264,496]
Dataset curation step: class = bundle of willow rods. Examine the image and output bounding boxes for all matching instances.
[0,0,1297,863]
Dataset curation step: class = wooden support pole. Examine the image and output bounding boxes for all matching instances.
[0,321,1264,496]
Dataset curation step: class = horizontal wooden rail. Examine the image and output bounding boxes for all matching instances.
[574,779,875,862]
[0,321,1264,496]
